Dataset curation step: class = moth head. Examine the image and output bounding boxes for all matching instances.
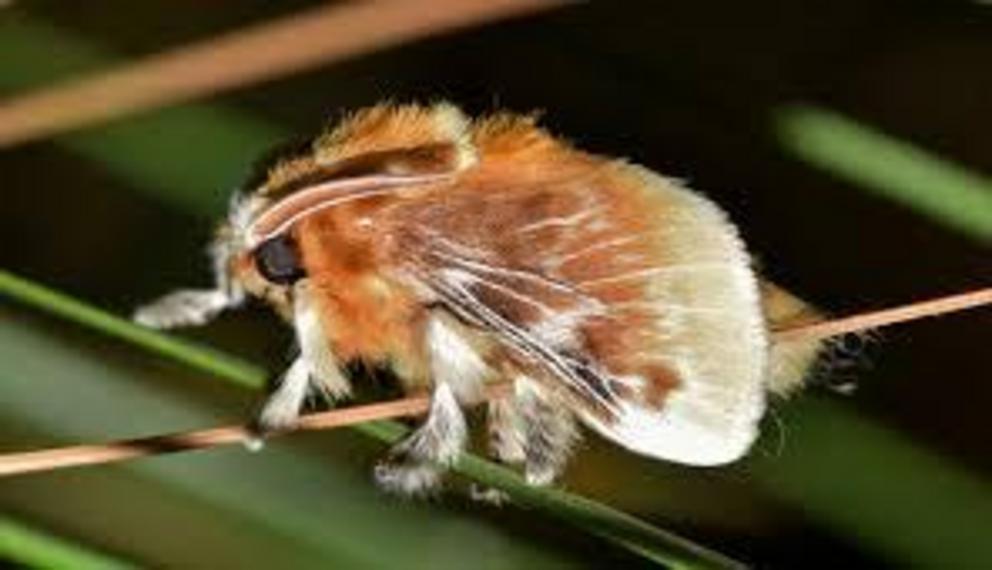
[211,102,479,314]
[209,192,302,318]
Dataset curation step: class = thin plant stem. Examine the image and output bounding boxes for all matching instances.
[770,286,992,342]
[0,0,562,148]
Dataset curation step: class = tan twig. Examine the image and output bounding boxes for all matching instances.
[0,383,512,477]
[0,0,562,148]
[0,287,988,477]
[771,286,992,342]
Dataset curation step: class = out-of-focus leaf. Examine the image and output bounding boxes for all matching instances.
[0,516,136,570]
[774,105,992,242]
[755,398,992,568]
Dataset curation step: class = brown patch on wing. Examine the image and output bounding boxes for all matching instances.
[383,116,687,416]
[641,363,682,408]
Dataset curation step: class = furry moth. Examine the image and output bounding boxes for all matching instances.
[135,103,820,494]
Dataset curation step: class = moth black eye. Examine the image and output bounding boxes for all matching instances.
[254,235,305,285]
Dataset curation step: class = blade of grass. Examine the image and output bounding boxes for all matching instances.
[454,452,743,569]
[774,105,992,242]
[754,399,992,569]
[0,271,745,569]
[0,271,262,389]
[0,516,136,570]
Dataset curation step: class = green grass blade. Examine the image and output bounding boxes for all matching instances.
[455,454,744,569]
[755,399,992,569]
[0,271,262,389]
[774,105,992,242]
[0,270,744,569]
[0,516,136,570]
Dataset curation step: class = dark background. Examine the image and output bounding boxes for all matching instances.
[1,1,990,568]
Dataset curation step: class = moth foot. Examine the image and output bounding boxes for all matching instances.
[133,289,230,329]
[524,467,558,487]
[373,460,443,497]
[242,435,265,453]
[468,483,510,506]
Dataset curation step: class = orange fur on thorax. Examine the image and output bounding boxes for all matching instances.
[294,200,425,377]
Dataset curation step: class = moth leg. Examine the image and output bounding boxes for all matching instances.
[250,359,350,440]
[488,395,526,465]
[374,382,467,496]
[293,282,352,402]
[254,357,310,432]
[516,378,580,486]
[465,395,528,505]
[133,289,236,329]
[253,282,351,435]
[374,313,486,495]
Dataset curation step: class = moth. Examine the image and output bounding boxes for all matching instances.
[135,103,822,494]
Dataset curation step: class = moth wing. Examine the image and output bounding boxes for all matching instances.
[391,167,768,466]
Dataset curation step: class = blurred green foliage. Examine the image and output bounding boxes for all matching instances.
[0,517,134,570]
[775,105,992,242]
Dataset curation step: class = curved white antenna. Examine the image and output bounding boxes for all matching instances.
[246,172,452,247]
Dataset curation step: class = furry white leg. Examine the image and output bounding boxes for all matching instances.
[373,314,484,495]
[253,285,350,435]
[375,383,467,496]
[516,379,580,486]
[488,396,526,465]
[133,289,234,329]
[460,396,530,505]
[424,315,487,403]
[294,283,351,401]
[255,357,310,432]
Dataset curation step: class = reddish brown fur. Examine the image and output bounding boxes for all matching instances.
[253,104,684,416]
[294,198,425,377]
